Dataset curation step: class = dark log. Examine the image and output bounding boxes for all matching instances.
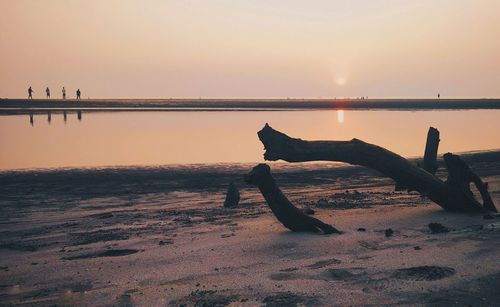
[423,127,440,175]
[244,164,340,234]
[444,153,497,213]
[257,124,497,213]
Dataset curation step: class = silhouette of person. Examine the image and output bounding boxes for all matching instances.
[76,89,81,100]
[46,87,50,99]
[62,87,66,99]
[438,93,440,99]
[28,86,34,99]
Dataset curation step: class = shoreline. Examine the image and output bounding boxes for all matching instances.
[1,149,499,174]
[1,98,500,114]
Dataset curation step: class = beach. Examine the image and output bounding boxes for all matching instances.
[1,151,499,306]
[3,1,500,306]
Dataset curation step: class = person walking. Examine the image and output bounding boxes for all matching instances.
[28,86,34,99]
[46,87,50,99]
[76,89,81,100]
[62,87,66,99]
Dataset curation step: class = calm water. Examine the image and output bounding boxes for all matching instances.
[1,110,499,170]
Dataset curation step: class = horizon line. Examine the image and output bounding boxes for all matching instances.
[2,97,500,101]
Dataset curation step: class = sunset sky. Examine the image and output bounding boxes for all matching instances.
[1,0,499,99]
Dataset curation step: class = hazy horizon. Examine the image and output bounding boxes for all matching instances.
[1,0,500,99]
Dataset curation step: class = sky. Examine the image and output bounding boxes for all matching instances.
[1,0,499,99]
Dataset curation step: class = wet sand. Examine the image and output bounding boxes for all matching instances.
[1,98,500,114]
[0,151,499,306]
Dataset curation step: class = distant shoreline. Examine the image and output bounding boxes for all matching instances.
[2,149,499,174]
[1,98,500,114]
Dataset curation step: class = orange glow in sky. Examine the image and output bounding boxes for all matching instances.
[1,1,500,98]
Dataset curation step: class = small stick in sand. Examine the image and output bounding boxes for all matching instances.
[223,182,240,208]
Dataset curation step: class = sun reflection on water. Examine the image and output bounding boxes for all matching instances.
[337,110,345,123]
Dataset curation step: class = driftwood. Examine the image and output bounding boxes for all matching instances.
[257,124,497,213]
[244,164,340,234]
[423,127,440,175]
[443,153,497,213]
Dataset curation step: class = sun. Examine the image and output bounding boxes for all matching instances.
[335,77,346,87]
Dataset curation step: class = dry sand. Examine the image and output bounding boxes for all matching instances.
[1,152,499,306]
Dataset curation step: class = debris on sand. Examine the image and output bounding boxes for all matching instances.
[223,182,240,208]
[159,239,173,246]
[357,227,367,232]
[428,222,449,234]
[317,198,330,207]
[385,228,394,237]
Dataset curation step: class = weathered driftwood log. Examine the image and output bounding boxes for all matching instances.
[401,126,439,191]
[257,124,497,213]
[444,153,497,213]
[244,164,341,234]
[423,127,440,175]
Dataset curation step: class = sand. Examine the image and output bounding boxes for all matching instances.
[0,152,499,306]
[1,98,500,114]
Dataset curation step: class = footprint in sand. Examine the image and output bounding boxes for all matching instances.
[391,266,455,281]
[321,268,357,280]
[269,272,300,281]
[262,292,318,307]
[62,249,140,260]
[270,268,361,282]
[305,258,342,269]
